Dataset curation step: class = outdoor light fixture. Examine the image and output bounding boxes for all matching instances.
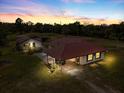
[29,42,33,48]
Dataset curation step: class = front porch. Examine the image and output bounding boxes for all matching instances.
[60,60,83,76]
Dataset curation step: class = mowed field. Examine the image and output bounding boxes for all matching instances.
[0,33,124,93]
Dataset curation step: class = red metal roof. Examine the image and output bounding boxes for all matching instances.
[45,37,106,60]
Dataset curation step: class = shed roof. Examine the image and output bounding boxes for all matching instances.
[16,35,42,44]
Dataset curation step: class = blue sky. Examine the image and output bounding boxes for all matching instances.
[0,0,124,24]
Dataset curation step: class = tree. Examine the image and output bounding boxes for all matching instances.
[54,23,62,33]
[35,23,43,32]
[26,21,33,26]
[0,19,124,41]
[15,18,24,34]
[26,21,34,33]
[15,18,23,25]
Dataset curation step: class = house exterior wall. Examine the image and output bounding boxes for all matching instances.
[101,52,105,60]
[44,52,105,65]
[79,56,87,65]
[79,52,105,65]
[20,39,42,52]
[40,53,47,62]
[47,55,56,64]
[40,53,56,65]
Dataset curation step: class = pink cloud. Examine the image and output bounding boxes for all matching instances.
[0,13,122,25]
[0,0,31,3]
[75,17,122,25]
[62,0,95,3]
[0,0,63,16]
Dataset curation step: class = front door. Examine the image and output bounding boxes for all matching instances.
[75,57,80,64]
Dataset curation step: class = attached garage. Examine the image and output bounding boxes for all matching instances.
[66,58,76,62]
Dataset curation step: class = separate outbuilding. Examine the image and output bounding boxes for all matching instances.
[44,37,106,65]
[16,35,43,53]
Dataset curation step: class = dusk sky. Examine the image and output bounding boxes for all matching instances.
[0,0,124,25]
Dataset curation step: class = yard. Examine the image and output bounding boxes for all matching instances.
[0,33,124,93]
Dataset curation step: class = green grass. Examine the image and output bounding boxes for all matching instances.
[83,37,124,92]
[0,32,91,93]
[0,53,92,93]
[0,33,124,93]
[96,52,124,91]
[0,53,41,92]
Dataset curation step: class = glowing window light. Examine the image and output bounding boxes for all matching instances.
[29,42,35,49]
[30,42,33,47]
[88,54,93,61]
[96,52,100,59]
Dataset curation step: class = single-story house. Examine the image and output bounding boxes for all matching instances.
[43,37,106,65]
[16,35,43,52]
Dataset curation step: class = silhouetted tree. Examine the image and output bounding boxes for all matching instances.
[26,21,33,26]
[15,18,24,34]
[0,19,124,41]
[35,23,43,32]
[53,23,62,33]
[25,21,34,33]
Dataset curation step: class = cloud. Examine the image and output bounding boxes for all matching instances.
[0,0,31,2]
[0,13,76,24]
[61,9,81,16]
[75,17,121,25]
[0,0,122,24]
[111,0,124,3]
[61,0,124,3]
[0,0,63,16]
[62,0,95,3]
[0,13,122,25]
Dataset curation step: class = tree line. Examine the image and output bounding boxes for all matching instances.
[0,18,124,45]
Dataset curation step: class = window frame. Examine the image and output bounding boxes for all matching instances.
[95,52,101,59]
[87,54,93,61]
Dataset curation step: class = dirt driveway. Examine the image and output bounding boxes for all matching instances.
[61,61,121,93]
[35,53,121,93]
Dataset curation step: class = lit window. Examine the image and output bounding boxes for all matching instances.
[88,54,93,61]
[29,42,33,48]
[96,52,100,59]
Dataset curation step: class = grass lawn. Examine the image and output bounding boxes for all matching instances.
[0,53,93,93]
[0,53,40,92]
[82,37,124,92]
[0,33,124,93]
[0,33,92,93]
